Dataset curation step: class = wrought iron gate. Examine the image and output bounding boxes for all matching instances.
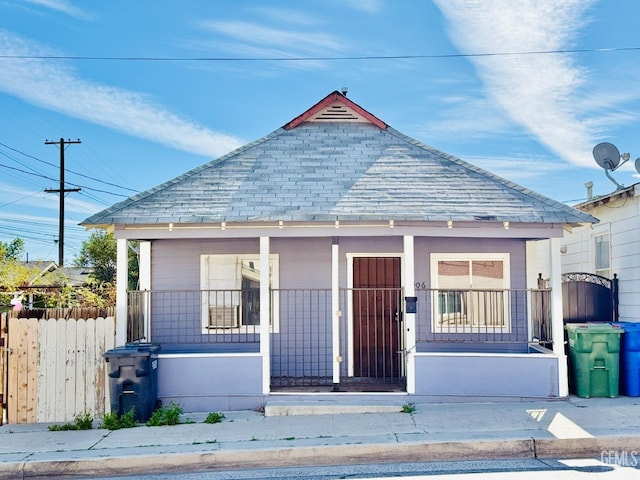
[562,272,619,323]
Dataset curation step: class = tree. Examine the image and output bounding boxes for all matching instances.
[0,237,25,261]
[0,238,36,311]
[75,230,117,284]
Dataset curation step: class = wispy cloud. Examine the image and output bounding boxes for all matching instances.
[198,20,343,56]
[420,92,516,141]
[465,154,571,182]
[433,0,601,167]
[343,0,383,14]
[248,7,320,26]
[0,30,243,158]
[23,0,92,20]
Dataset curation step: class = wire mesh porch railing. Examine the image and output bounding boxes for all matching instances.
[127,287,552,385]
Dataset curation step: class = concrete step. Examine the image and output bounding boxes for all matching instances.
[264,399,407,416]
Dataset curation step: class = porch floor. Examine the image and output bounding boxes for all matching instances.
[271,377,406,393]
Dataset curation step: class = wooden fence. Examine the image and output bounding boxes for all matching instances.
[1,313,115,424]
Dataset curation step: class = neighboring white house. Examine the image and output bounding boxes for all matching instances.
[538,182,639,323]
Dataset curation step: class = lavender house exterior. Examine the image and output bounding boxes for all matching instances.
[82,91,596,411]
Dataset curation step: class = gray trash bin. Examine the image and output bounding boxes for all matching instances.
[103,343,160,422]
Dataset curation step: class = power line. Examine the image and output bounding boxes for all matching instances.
[0,159,128,197]
[0,159,57,182]
[0,160,123,195]
[0,46,638,63]
[0,191,43,210]
[0,141,138,193]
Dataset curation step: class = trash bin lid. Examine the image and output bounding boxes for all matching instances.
[104,347,150,357]
[125,342,161,353]
[103,343,160,357]
[565,323,622,334]
[611,322,640,332]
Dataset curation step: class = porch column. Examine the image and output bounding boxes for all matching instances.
[525,240,538,340]
[332,238,340,386]
[260,237,271,394]
[115,237,128,346]
[403,236,416,393]
[139,241,151,340]
[549,236,569,397]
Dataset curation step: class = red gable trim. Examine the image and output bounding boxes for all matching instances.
[283,91,387,130]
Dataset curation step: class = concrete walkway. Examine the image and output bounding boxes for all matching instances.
[0,396,639,478]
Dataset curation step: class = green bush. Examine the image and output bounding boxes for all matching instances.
[146,403,183,426]
[204,412,225,424]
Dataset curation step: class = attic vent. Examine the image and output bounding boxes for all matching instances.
[311,101,370,123]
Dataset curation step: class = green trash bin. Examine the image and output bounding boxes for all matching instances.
[565,323,622,398]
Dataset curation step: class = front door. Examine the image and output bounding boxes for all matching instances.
[352,257,403,381]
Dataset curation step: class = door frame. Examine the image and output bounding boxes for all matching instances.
[346,253,405,378]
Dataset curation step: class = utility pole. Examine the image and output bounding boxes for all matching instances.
[45,138,81,267]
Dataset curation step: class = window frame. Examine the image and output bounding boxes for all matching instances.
[200,253,279,334]
[430,253,511,333]
[593,232,611,278]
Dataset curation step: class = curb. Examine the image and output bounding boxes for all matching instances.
[2,436,638,479]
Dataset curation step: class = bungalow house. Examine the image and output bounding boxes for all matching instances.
[81,91,596,411]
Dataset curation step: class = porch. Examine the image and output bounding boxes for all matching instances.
[126,286,557,409]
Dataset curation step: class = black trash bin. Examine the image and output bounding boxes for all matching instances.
[103,343,160,422]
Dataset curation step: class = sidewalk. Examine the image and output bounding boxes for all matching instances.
[1,396,639,479]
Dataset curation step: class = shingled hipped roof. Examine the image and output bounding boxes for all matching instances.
[82,91,596,227]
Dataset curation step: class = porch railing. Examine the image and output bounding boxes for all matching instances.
[127,287,552,348]
[128,290,261,345]
[413,288,552,347]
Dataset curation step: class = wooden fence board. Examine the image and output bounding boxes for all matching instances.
[75,318,87,415]
[54,319,67,421]
[26,319,38,423]
[95,316,109,416]
[42,318,57,422]
[0,313,5,425]
[84,317,96,416]
[0,313,6,424]
[36,318,47,422]
[6,317,16,424]
[15,319,29,423]
[64,319,77,421]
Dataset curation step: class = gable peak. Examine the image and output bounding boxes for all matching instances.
[284,90,387,130]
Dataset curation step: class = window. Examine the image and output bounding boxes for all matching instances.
[200,254,279,332]
[430,253,510,332]
[594,234,610,278]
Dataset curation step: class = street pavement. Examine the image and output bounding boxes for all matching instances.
[0,396,639,479]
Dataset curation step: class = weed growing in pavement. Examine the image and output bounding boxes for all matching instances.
[48,412,93,431]
[401,403,416,414]
[146,403,183,426]
[204,412,225,424]
[102,409,137,430]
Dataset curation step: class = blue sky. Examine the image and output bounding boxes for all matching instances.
[1,0,639,263]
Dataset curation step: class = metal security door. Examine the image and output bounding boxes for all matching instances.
[352,257,403,381]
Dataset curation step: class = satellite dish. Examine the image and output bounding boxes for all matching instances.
[593,142,621,170]
[635,157,640,174]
